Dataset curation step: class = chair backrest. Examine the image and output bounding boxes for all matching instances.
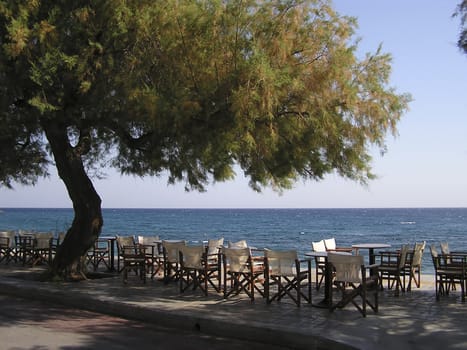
[34,232,53,249]
[121,244,144,257]
[137,235,159,255]
[0,231,16,248]
[116,235,135,251]
[223,247,251,273]
[411,242,425,267]
[180,245,205,269]
[312,240,326,252]
[324,238,336,251]
[397,244,410,269]
[265,249,298,276]
[415,241,426,252]
[163,240,186,263]
[430,244,440,269]
[137,235,160,245]
[228,240,247,249]
[328,253,364,284]
[440,242,450,255]
[207,238,224,255]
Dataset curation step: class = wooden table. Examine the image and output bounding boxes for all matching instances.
[100,236,117,272]
[352,243,391,265]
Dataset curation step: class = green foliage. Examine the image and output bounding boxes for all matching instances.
[0,0,410,193]
[456,0,467,53]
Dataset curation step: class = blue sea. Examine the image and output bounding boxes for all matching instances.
[1,207,466,274]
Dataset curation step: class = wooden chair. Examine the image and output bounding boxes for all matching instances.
[87,238,110,271]
[179,245,221,296]
[377,244,410,296]
[264,249,311,307]
[311,240,326,290]
[116,235,136,272]
[17,233,35,266]
[205,238,224,292]
[121,244,146,284]
[30,233,54,267]
[405,241,426,290]
[328,253,379,317]
[430,244,466,301]
[137,235,163,278]
[162,240,186,284]
[0,231,17,264]
[222,247,265,301]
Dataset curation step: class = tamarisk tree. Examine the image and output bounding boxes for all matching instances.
[0,0,410,279]
[456,0,467,53]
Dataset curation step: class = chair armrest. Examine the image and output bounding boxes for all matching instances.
[365,263,380,269]
[335,247,354,252]
[375,251,399,256]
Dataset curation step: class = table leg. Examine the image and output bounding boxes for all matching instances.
[368,248,379,276]
[107,238,116,272]
[312,259,332,308]
[369,248,375,265]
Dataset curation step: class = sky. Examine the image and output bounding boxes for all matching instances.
[0,0,466,209]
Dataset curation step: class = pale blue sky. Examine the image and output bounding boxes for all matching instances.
[1,0,466,209]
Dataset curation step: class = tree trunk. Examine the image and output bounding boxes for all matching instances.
[42,121,103,280]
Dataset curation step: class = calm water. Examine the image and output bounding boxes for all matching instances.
[1,207,466,273]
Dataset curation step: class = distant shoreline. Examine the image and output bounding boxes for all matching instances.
[2,207,467,210]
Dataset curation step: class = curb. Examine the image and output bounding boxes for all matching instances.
[0,275,355,350]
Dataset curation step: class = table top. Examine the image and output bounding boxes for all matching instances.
[100,236,117,240]
[351,243,391,249]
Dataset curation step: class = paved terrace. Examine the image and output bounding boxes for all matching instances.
[0,265,466,350]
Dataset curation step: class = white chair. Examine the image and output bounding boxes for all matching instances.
[137,235,163,278]
[406,241,426,290]
[328,253,379,317]
[179,245,219,295]
[264,249,311,306]
[205,238,224,292]
[222,247,265,301]
[162,240,186,284]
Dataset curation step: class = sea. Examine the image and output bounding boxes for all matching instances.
[1,207,466,274]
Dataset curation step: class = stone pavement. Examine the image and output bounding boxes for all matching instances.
[0,265,466,350]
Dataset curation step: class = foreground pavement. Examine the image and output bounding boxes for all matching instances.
[0,294,290,350]
[0,265,466,350]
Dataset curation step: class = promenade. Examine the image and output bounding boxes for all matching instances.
[0,265,466,350]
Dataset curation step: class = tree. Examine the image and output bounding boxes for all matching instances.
[456,0,467,53]
[0,0,410,279]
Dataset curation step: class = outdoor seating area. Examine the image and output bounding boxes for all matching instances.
[1,231,466,316]
[0,230,64,267]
